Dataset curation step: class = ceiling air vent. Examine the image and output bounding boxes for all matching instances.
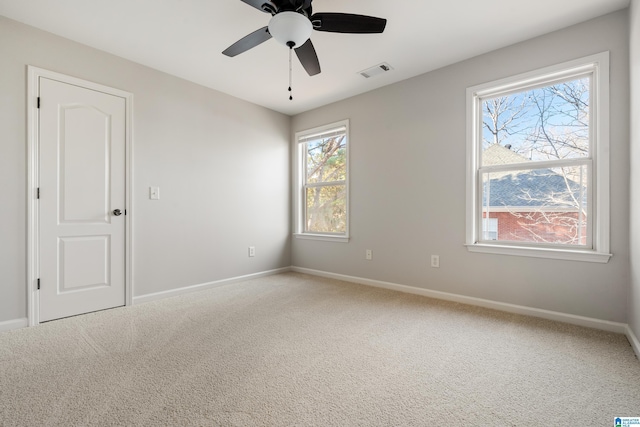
[359,62,394,79]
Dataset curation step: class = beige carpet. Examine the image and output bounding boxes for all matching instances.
[1,272,639,426]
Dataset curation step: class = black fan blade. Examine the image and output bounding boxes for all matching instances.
[240,0,272,13]
[222,26,272,57]
[311,13,387,34]
[295,39,321,76]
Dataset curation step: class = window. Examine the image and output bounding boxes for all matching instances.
[466,53,611,262]
[294,120,349,242]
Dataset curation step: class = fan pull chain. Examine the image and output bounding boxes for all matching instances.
[288,45,293,101]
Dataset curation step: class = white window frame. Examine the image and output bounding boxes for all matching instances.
[465,52,611,263]
[294,120,350,242]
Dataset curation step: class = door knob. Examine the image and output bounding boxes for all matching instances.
[113,209,123,216]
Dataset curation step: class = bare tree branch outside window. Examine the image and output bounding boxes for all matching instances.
[304,134,347,233]
[481,77,590,245]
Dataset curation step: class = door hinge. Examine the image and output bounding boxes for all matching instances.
[37,278,40,290]
[37,97,40,109]
[37,187,40,199]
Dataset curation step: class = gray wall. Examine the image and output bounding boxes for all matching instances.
[630,2,640,338]
[0,16,291,323]
[291,10,631,323]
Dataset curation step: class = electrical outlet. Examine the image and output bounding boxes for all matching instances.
[149,186,160,200]
[249,246,255,257]
[366,249,372,260]
[431,255,440,268]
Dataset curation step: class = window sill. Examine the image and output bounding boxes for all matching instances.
[465,243,611,263]
[294,233,349,243]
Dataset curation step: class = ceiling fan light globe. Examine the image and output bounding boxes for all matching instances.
[268,11,312,48]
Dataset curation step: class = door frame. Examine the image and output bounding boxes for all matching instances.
[27,66,134,326]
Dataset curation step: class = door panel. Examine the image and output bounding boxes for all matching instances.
[39,77,126,322]
[60,105,111,223]
[58,236,110,292]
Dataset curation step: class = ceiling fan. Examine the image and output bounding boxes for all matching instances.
[222,0,387,78]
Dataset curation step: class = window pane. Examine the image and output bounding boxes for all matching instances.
[482,218,498,240]
[481,77,589,166]
[481,165,588,245]
[306,134,346,184]
[305,185,346,233]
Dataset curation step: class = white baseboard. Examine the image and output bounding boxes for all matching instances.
[291,266,629,335]
[0,318,28,333]
[626,325,640,360]
[133,267,292,305]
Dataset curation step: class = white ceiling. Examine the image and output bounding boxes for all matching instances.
[0,0,630,116]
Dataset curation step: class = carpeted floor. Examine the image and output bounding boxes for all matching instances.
[1,272,639,426]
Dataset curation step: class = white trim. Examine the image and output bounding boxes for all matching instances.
[470,59,599,98]
[293,233,349,243]
[466,243,612,263]
[466,52,610,261]
[133,267,291,305]
[305,180,346,188]
[27,67,40,327]
[484,206,582,213]
[0,318,29,333]
[291,266,628,334]
[626,325,640,360]
[123,83,135,308]
[298,125,347,143]
[593,52,610,257]
[27,66,134,326]
[479,157,590,173]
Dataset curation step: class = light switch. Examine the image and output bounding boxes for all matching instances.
[149,186,160,200]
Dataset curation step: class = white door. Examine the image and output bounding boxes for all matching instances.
[39,77,126,322]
